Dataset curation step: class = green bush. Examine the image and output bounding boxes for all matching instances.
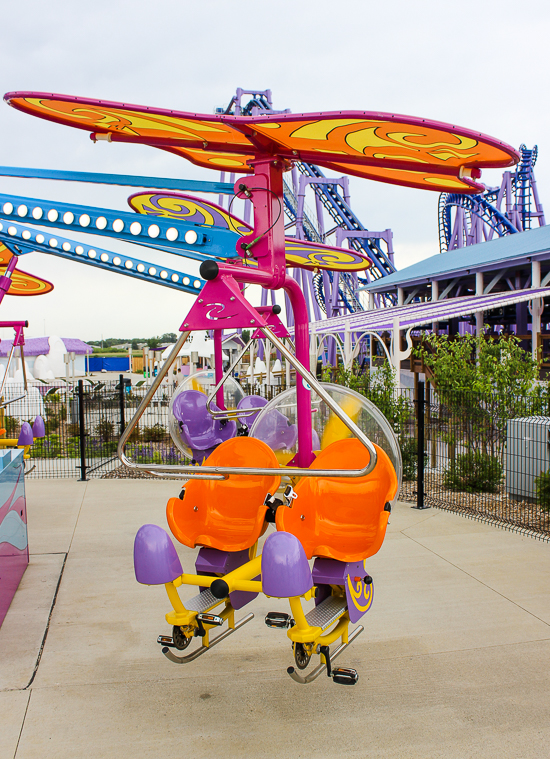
[96,419,115,442]
[401,438,418,481]
[443,451,502,493]
[534,470,550,511]
[3,415,18,435]
[142,423,166,442]
[45,417,59,434]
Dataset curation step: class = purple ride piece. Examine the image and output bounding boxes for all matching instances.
[195,546,259,610]
[134,524,183,585]
[253,408,298,451]
[32,416,45,439]
[17,422,33,447]
[261,532,313,598]
[172,390,236,463]
[236,395,267,426]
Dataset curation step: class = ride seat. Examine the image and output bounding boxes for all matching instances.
[167,437,281,552]
[172,390,236,463]
[275,439,398,562]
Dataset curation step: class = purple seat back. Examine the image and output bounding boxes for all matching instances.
[256,409,298,451]
[172,389,236,452]
[237,395,268,426]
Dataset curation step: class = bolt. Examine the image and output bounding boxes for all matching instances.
[250,320,255,324]
[300,515,305,521]
[193,506,198,512]
[230,296,235,301]
[198,299,203,303]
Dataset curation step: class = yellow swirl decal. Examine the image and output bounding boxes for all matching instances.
[346,574,374,613]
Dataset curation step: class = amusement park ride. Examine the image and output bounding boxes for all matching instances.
[0,88,520,682]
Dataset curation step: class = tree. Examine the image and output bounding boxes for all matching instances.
[414,329,543,462]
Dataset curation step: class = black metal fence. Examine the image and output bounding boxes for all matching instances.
[386,382,550,540]
[0,377,188,479]
[2,375,550,539]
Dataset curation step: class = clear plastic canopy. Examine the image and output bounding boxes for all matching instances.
[250,382,402,493]
[168,370,245,458]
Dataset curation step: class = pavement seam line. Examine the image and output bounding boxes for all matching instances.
[22,552,68,690]
[12,689,31,758]
[403,531,550,629]
[17,483,91,689]
[68,480,88,553]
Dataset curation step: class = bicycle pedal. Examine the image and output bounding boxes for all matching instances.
[196,612,224,627]
[157,635,175,647]
[265,612,293,629]
[331,667,359,685]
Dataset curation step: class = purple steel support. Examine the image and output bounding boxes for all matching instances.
[305,270,323,322]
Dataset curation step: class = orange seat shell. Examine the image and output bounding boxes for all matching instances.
[167,437,281,552]
[275,439,397,562]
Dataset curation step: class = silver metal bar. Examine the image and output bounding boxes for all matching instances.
[0,343,28,408]
[260,326,377,474]
[205,338,257,420]
[161,613,254,664]
[117,326,377,479]
[0,342,16,400]
[287,625,364,684]
[205,335,296,421]
[116,331,222,477]
[20,344,28,392]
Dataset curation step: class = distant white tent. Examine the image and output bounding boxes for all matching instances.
[160,331,228,361]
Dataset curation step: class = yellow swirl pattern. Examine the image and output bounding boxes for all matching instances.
[346,574,374,613]
[0,245,54,295]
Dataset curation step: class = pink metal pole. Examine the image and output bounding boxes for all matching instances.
[284,275,314,467]
[213,330,225,409]
[0,255,18,306]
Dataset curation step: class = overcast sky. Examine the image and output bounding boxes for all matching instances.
[1,0,549,341]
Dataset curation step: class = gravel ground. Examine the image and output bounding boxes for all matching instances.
[400,475,550,539]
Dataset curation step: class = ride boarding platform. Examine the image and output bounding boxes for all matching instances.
[1,478,549,758]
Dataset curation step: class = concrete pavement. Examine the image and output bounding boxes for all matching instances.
[1,479,549,758]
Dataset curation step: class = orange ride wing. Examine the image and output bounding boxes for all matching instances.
[0,245,53,295]
[128,192,372,272]
[5,93,519,193]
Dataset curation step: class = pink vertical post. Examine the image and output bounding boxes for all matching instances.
[213,330,225,409]
[284,275,314,467]
[0,255,18,306]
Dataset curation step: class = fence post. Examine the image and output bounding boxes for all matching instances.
[413,380,429,509]
[119,373,125,436]
[78,379,87,481]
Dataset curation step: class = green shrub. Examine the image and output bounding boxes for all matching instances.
[142,423,166,442]
[3,415,18,435]
[45,417,59,434]
[96,419,115,442]
[534,470,550,511]
[443,451,502,493]
[401,438,418,481]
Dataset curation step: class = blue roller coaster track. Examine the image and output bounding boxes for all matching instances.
[439,144,545,253]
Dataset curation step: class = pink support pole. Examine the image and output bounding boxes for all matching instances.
[213,330,225,409]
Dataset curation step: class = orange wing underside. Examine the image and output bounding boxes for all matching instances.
[0,245,54,295]
[5,94,519,192]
